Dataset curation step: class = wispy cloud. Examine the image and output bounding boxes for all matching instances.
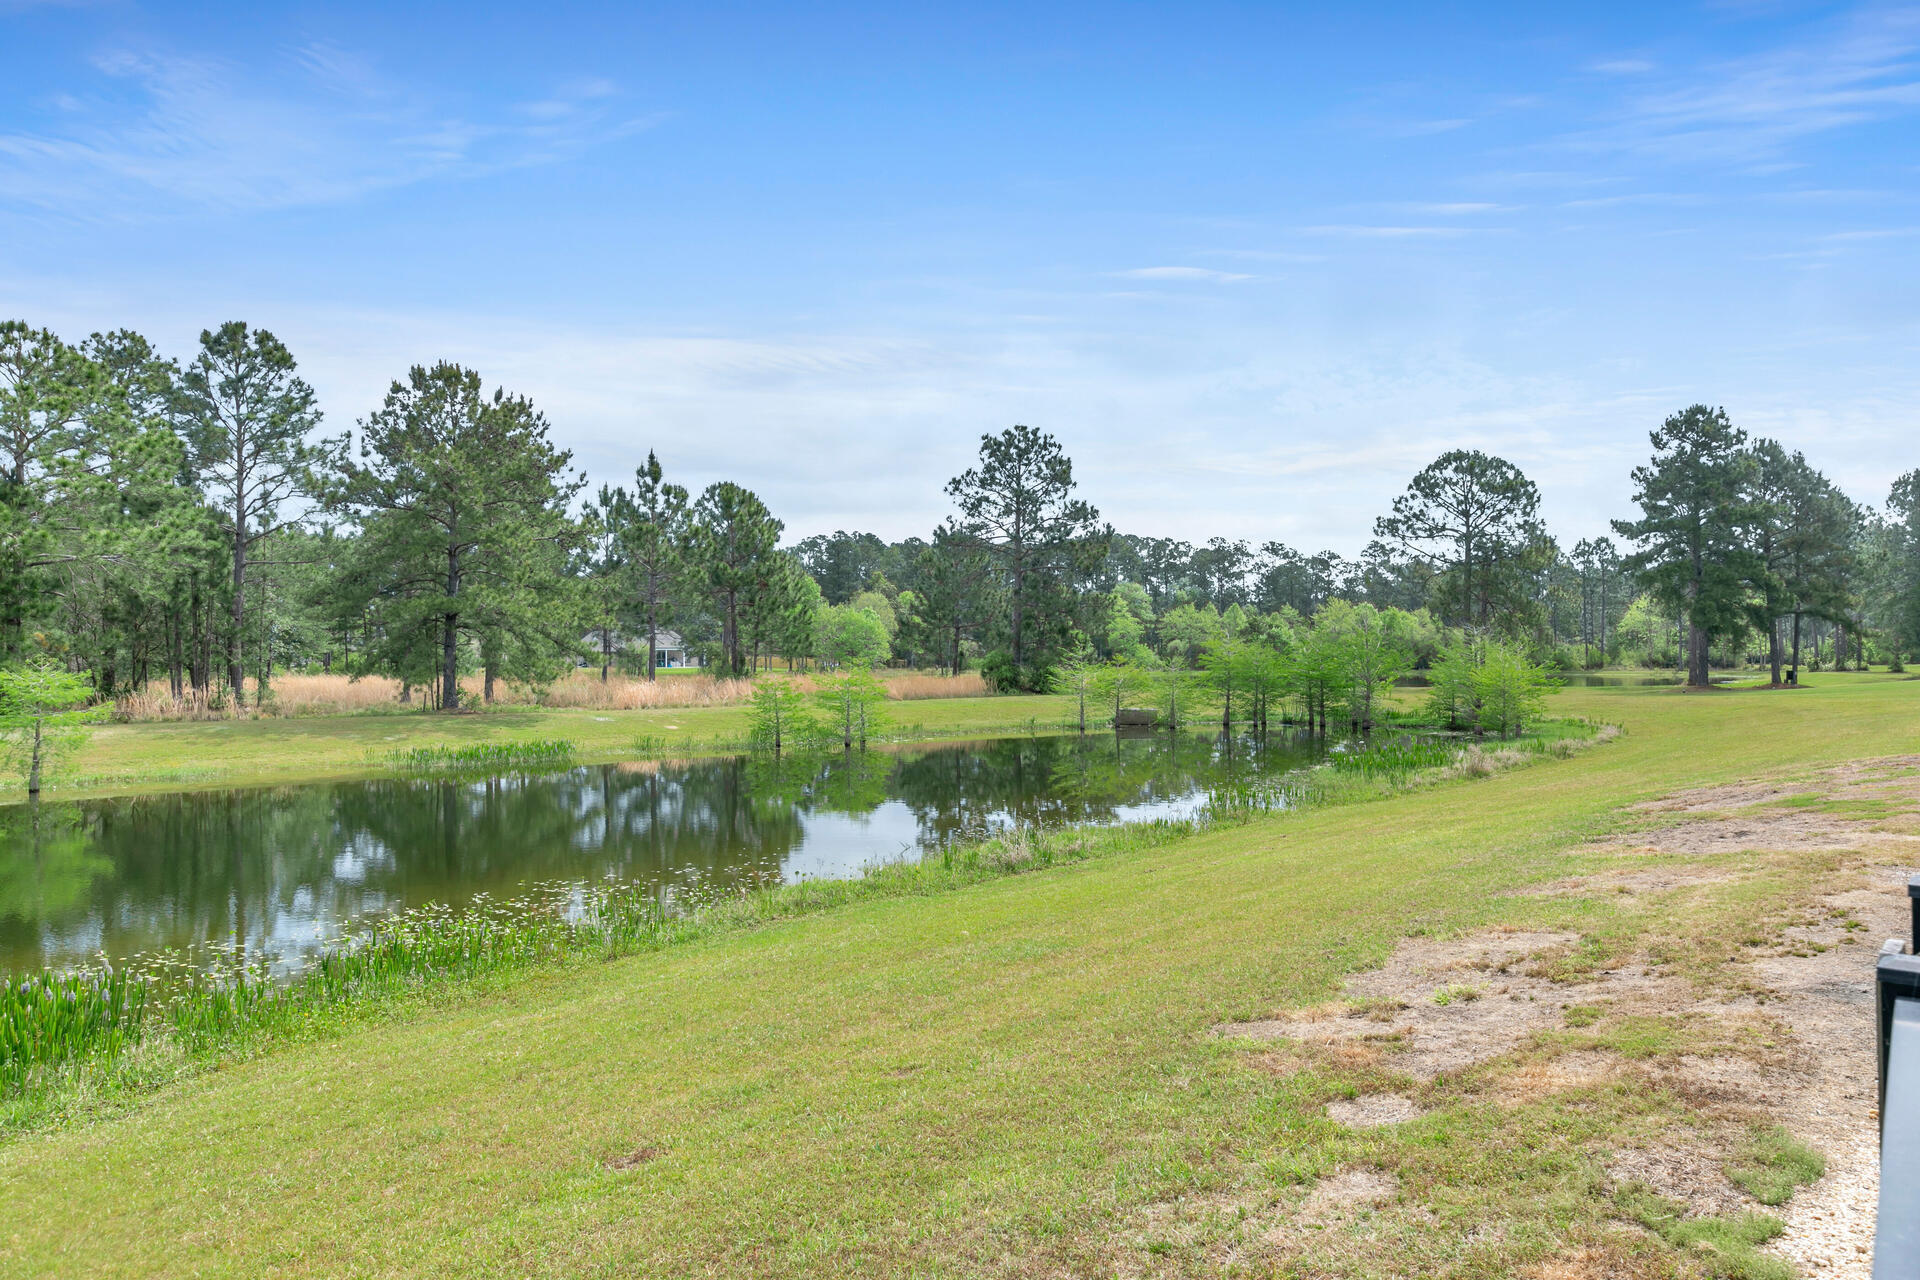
[0,44,659,216]
[1403,201,1514,215]
[1301,224,1474,238]
[1114,266,1254,282]
[1566,7,1920,165]
[1590,58,1655,76]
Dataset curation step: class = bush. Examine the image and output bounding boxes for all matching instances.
[979,650,1052,694]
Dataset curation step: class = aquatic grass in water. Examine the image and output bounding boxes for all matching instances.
[379,740,577,773]
[1,968,148,1091]
[1,883,679,1097]
[1201,721,1607,821]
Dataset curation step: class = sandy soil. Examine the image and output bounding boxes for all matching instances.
[1202,757,1920,1277]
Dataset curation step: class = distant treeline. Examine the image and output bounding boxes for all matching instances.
[1,316,1915,708]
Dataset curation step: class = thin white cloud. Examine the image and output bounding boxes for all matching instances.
[1559,192,1707,208]
[1114,266,1255,282]
[1566,7,1920,165]
[0,44,659,216]
[1591,58,1656,76]
[1301,224,1473,238]
[1404,202,1514,215]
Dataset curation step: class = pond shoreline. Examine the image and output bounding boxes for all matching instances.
[0,720,1607,1135]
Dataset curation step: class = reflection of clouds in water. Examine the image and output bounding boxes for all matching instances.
[782,802,925,882]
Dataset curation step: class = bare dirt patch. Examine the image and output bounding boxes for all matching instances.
[1521,863,1744,899]
[1609,811,1874,856]
[1201,760,1920,1278]
[604,1146,663,1169]
[1498,1048,1622,1101]
[1739,865,1913,1277]
[1218,930,1682,1080]
[1326,1093,1422,1127]
[1520,1245,1667,1280]
[1635,781,1819,813]
[1606,1135,1749,1216]
[1260,1169,1398,1250]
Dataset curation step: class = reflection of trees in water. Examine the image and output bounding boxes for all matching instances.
[0,764,810,973]
[0,732,1336,974]
[887,732,1328,847]
[0,805,113,965]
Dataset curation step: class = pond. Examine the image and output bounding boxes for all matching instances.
[0,731,1337,976]
[1394,672,1726,688]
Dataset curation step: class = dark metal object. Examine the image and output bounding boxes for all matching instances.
[1879,991,1920,1278]
[1882,941,1920,1135]
[1872,880,1920,1274]
[1910,875,1920,959]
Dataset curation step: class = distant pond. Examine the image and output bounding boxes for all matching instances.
[0,731,1337,976]
[1394,672,1725,688]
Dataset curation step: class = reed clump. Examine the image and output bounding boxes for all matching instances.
[379,740,577,773]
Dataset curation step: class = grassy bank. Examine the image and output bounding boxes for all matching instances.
[2,728,1595,1123]
[2,674,1916,1276]
[41,691,1077,801]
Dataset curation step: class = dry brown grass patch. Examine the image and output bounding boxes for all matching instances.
[114,668,991,720]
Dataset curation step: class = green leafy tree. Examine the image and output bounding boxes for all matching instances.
[1768,445,1857,677]
[1285,621,1350,733]
[1100,582,1154,661]
[739,552,816,673]
[847,589,898,641]
[178,322,323,704]
[319,362,583,711]
[813,666,889,749]
[0,665,101,795]
[1053,637,1100,732]
[1200,630,1251,729]
[621,451,690,681]
[914,521,996,674]
[1315,601,1413,731]
[1611,406,1767,688]
[688,482,784,678]
[1374,450,1546,628]
[1750,441,1855,684]
[816,603,891,669]
[944,425,1106,681]
[579,484,635,680]
[746,679,817,754]
[1425,638,1482,730]
[1473,641,1557,738]
[1875,472,1920,666]
[0,322,97,651]
[1568,537,1622,668]
[1155,602,1220,666]
[1091,657,1156,727]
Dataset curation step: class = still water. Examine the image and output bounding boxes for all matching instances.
[0,732,1330,975]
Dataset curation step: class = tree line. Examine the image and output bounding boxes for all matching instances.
[2,314,1915,710]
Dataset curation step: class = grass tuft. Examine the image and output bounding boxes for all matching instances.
[1619,1186,1790,1280]
[1725,1123,1825,1206]
[378,739,577,772]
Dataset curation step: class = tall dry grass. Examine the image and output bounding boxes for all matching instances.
[114,668,991,721]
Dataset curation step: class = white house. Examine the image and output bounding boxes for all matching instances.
[578,629,704,670]
[649,630,701,669]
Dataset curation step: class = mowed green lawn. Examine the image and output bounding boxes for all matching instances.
[3,677,1916,1277]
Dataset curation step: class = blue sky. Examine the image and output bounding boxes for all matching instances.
[3,1,1917,551]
